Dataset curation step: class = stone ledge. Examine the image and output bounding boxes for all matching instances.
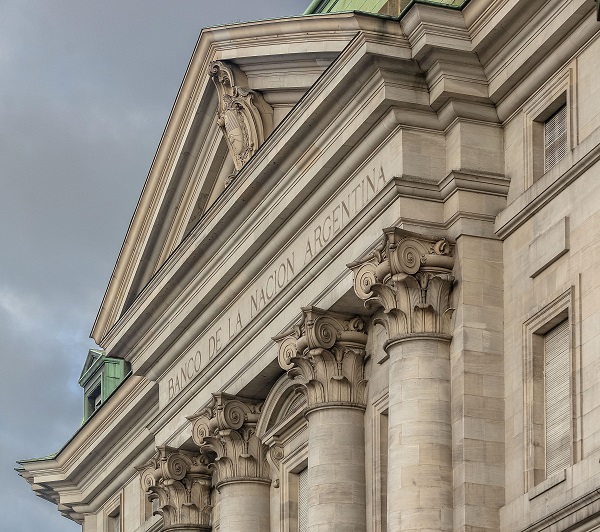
[528,469,566,501]
[495,127,600,240]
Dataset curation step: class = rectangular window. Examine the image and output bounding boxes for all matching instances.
[544,319,571,477]
[108,510,120,532]
[298,467,308,532]
[380,411,388,532]
[544,105,567,173]
[523,288,576,490]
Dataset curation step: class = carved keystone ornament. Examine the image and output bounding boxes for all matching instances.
[348,228,455,338]
[135,446,212,531]
[210,61,273,178]
[188,393,270,488]
[275,307,368,410]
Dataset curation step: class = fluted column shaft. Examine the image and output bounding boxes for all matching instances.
[275,307,368,532]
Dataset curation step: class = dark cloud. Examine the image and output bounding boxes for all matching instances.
[1,1,308,530]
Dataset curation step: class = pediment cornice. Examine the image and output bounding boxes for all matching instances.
[18,376,158,515]
[95,30,416,373]
[91,12,401,345]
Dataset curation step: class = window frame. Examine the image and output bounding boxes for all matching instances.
[523,65,576,187]
[523,288,577,490]
[104,492,123,532]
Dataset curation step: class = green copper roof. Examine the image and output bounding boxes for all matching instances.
[304,0,468,15]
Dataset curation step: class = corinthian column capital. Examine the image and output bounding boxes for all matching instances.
[135,446,212,531]
[348,228,455,338]
[274,306,368,410]
[188,393,270,488]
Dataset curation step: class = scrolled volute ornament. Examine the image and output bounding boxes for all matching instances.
[273,307,368,410]
[188,393,270,488]
[135,447,212,531]
[348,228,455,338]
[277,333,298,371]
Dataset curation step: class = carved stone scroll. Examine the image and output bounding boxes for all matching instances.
[135,446,212,531]
[188,393,270,488]
[348,228,455,338]
[210,61,273,177]
[274,307,368,410]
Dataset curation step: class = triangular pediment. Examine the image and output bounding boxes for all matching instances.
[78,349,104,382]
[92,13,359,343]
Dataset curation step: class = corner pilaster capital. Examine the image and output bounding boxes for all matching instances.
[188,393,270,488]
[209,60,273,178]
[274,306,368,410]
[348,228,456,338]
[135,446,212,531]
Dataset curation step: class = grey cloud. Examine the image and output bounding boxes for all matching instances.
[1,1,308,530]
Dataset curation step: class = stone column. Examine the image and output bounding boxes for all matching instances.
[349,228,455,532]
[275,307,368,532]
[189,393,271,532]
[136,446,212,532]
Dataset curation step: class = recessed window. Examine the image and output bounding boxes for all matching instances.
[523,289,576,489]
[544,105,568,173]
[544,319,571,477]
[86,384,102,418]
[108,509,121,532]
[298,467,308,532]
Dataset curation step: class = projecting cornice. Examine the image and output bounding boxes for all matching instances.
[17,376,158,516]
[464,0,597,119]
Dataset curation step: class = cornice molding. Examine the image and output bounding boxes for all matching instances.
[18,376,158,514]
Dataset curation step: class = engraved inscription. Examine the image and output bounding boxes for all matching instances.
[163,164,390,403]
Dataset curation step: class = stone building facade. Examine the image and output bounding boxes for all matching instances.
[17,0,600,531]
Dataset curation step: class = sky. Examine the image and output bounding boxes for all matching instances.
[0,1,308,530]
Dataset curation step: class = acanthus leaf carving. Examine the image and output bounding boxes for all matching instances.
[188,393,270,488]
[135,446,212,531]
[348,228,456,338]
[274,307,368,410]
[210,61,273,179]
